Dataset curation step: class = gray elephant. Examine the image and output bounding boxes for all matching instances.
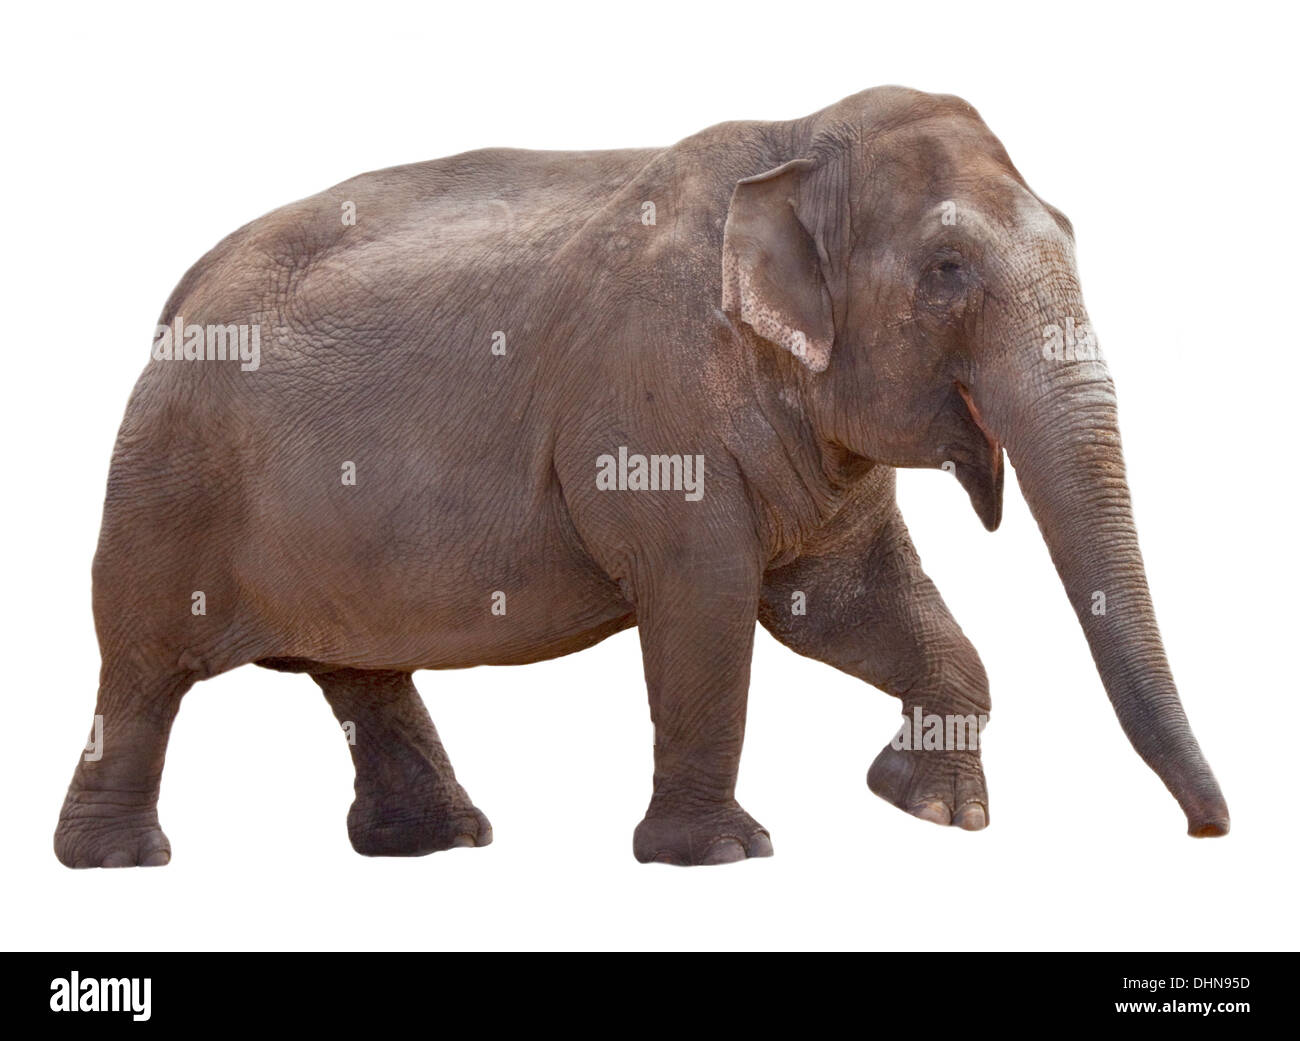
[55,85,1228,868]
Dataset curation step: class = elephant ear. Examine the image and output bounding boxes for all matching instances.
[722,158,839,373]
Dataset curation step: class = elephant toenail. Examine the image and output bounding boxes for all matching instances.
[910,801,952,825]
[701,839,747,865]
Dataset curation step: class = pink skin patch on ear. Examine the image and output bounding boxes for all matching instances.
[730,268,832,373]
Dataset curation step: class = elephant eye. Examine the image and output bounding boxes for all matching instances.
[918,252,971,313]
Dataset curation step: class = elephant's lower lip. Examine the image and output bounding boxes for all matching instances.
[956,381,1003,475]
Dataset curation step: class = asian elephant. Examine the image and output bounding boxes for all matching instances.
[55,85,1229,868]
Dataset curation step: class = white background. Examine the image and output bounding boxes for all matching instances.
[3,1,1295,951]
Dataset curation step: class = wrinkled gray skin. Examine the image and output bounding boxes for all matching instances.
[56,86,1228,868]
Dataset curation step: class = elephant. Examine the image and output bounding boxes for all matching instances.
[55,85,1229,868]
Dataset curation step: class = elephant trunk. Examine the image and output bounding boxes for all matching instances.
[978,313,1228,836]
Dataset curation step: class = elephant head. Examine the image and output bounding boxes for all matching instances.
[722,87,1228,836]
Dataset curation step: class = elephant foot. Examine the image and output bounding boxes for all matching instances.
[347,786,493,857]
[54,788,171,868]
[633,798,773,865]
[868,743,989,830]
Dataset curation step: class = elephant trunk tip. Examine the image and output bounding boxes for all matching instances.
[1179,782,1230,837]
[1188,815,1230,838]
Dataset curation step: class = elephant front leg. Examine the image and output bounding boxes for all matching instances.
[761,509,992,830]
[314,669,491,856]
[861,603,992,831]
[632,558,772,865]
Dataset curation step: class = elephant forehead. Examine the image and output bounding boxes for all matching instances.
[917,180,1063,237]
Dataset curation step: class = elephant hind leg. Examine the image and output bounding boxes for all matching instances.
[313,669,491,857]
[54,657,195,868]
[59,422,289,866]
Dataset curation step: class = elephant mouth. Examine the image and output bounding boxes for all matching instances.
[956,382,1002,485]
[950,381,1004,531]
